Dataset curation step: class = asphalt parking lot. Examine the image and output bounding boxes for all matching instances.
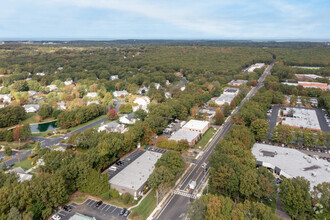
[148,147,167,154]
[57,199,128,220]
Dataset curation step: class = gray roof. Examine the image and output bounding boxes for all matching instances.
[109,151,162,190]
[169,129,200,142]
[224,88,239,93]
[252,143,330,190]
[104,121,120,128]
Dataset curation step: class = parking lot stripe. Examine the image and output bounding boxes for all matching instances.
[70,203,77,207]
[98,203,106,209]
[89,201,97,206]
[107,206,115,213]
[85,199,92,205]
[105,205,111,212]
[58,212,66,216]
[111,207,118,213]
[101,204,108,210]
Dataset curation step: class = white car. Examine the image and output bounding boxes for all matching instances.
[52,215,61,220]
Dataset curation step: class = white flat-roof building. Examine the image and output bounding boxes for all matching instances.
[212,88,239,106]
[244,63,265,73]
[169,129,201,147]
[182,119,210,135]
[252,143,330,190]
[281,107,321,131]
[109,151,162,199]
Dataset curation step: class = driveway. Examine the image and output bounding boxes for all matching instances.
[57,199,128,220]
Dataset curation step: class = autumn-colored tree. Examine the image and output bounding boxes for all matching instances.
[206,196,222,220]
[190,106,199,119]
[13,125,22,141]
[214,108,225,125]
[107,109,117,120]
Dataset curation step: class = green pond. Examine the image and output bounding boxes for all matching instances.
[30,121,57,133]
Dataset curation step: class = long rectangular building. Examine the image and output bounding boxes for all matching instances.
[109,151,162,199]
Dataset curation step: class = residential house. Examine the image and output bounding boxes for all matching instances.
[86,92,98,98]
[133,97,150,112]
[57,101,66,110]
[98,121,126,133]
[28,90,37,97]
[155,83,161,90]
[138,87,149,95]
[36,72,45,76]
[165,92,171,99]
[23,104,40,113]
[119,113,136,124]
[87,100,100,106]
[46,84,58,92]
[113,90,128,98]
[110,75,119,80]
[64,80,73,86]
[0,94,11,103]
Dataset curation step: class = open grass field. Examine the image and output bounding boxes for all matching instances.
[195,128,215,149]
[13,157,38,170]
[131,190,156,220]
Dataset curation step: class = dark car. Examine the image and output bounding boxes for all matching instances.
[63,206,72,212]
[120,208,127,215]
[124,210,130,217]
[116,161,124,166]
[96,201,103,207]
[275,178,282,184]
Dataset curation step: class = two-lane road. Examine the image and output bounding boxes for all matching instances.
[154,61,274,220]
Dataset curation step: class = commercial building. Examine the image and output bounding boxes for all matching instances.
[182,119,210,135]
[281,107,321,131]
[282,81,329,91]
[109,151,162,199]
[212,88,239,106]
[243,63,265,73]
[169,129,201,147]
[227,80,248,86]
[252,143,330,190]
[295,74,323,80]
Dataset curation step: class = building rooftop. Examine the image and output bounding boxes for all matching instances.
[182,120,209,131]
[169,129,200,142]
[282,107,321,130]
[224,87,239,94]
[252,143,330,190]
[109,151,162,190]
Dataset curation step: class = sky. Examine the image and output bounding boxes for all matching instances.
[0,0,329,40]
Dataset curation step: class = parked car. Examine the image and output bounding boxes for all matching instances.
[120,208,127,215]
[63,205,72,212]
[96,201,103,207]
[52,215,61,220]
[109,166,117,171]
[124,210,130,217]
[116,161,124,166]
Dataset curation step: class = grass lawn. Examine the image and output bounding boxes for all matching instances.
[13,157,38,170]
[31,132,48,137]
[22,113,55,125]
[0,141,35,150]
[194,128,216,149]
[131,190,156,220]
